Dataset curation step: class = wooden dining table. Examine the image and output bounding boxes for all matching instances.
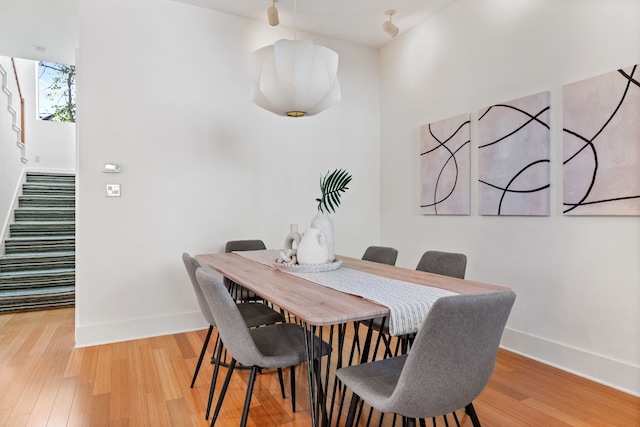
[195,252,509,426]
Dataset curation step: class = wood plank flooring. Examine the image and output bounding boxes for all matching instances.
[0,308,637,426]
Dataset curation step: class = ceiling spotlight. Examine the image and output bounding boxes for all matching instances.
[267,0,279,26]
[383,9,399,37]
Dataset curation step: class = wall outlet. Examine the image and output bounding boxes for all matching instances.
[106,184,121,197]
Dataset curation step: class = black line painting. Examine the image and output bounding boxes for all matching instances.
[478,92,551,216]
[420,113,470,215]
[563,64,640,216]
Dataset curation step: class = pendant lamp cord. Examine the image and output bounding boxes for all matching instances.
[293,0,297,110]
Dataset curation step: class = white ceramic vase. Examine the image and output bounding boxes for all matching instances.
[310,210,334,262]
[284,224,302,250]
[297,228,329,265]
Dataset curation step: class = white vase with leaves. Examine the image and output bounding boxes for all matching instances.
[311,169,352,263]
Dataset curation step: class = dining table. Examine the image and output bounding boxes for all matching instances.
[195,250,509,427]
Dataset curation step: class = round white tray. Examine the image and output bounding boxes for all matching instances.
[274,258,342,273]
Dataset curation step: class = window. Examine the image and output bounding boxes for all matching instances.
[38,61,76,122]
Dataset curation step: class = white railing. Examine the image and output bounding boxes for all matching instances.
[0,57,26,161]
[0,56,28,254]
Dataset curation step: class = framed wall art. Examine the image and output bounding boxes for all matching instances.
[563,64,640,216]
[478,92,551,216]
[420,113,470,215]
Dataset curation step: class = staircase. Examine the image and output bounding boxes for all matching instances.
[0,172,75,313]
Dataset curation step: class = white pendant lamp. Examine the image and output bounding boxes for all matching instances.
[250,0,341,117]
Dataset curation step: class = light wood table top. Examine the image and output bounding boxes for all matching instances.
[195,252,509,327]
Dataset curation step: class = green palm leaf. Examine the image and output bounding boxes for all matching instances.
[316,169,352,213]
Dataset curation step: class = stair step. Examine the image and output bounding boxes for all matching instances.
[14,207,75,222]
[26,173,75,184]
[0,268,75,290]
[0,252,75,272]
[10,221,75,237]
[5,236,75,254]
[18,195,75,208]
[22,183,75,196]
[0,286,75,314]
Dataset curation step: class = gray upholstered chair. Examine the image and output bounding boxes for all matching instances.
[182,253,284,419]
[337,290,516,427]
[416,250,467,279]
[224,239,267,302]
[195,268,332,427]
[350,246,399,360]
[371,251,468,358]
[361,246,399,266]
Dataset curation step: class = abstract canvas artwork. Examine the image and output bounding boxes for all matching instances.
[420,113,470,215]
[477,92,551,216]
[563,64,640,215]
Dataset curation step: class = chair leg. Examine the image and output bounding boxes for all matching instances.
[465,403,481,427]
[205,341,224,420]
[239,366,259,427]
[452,411,461,427]
[211,358,237,426]
[345,393,360,427]
[290,365,296,412]
[277,368,286,398]
[191,325,214,388]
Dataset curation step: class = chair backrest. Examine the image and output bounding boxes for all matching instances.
[224,240,267,289]
[224,240,267,253]
[182,253,216,327]
[416,250,467,279]
[195,268,265,367]
[362,246,398,266]
[386,290,516,418]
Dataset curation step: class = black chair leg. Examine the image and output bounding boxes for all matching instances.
[290,365,296,412]
[345,393,360,427]
[239,366,259,427]
[191,325,213,388]
[465,403,481,427]
[211,358,237,426]
[206,341,224,420]
[277,368,286,398]
[452,411,461,427]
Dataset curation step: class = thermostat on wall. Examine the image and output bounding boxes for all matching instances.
[103,163,121,173]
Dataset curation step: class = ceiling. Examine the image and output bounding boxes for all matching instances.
[175,0,460,48]
[0,0,459,65]
[0,0,79,65]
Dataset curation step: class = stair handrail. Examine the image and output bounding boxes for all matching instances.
[10,58,25,143]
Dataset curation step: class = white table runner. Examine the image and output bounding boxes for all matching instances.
[234,249,458,336]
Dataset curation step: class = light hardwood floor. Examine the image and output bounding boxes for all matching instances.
[0,308,638,426]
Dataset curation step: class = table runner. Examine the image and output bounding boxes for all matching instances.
[234,249,458,336]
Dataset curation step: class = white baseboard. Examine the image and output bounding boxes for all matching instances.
[75,310,208,348]
[501,327,639,397]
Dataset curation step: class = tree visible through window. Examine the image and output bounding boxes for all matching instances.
[38,61,76,122]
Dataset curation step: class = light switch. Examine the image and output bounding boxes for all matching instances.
[106,184,121,197]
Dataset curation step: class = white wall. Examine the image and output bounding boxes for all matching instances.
[379,0,640,395]
[14,59,76,173]
[75,0,380,345]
